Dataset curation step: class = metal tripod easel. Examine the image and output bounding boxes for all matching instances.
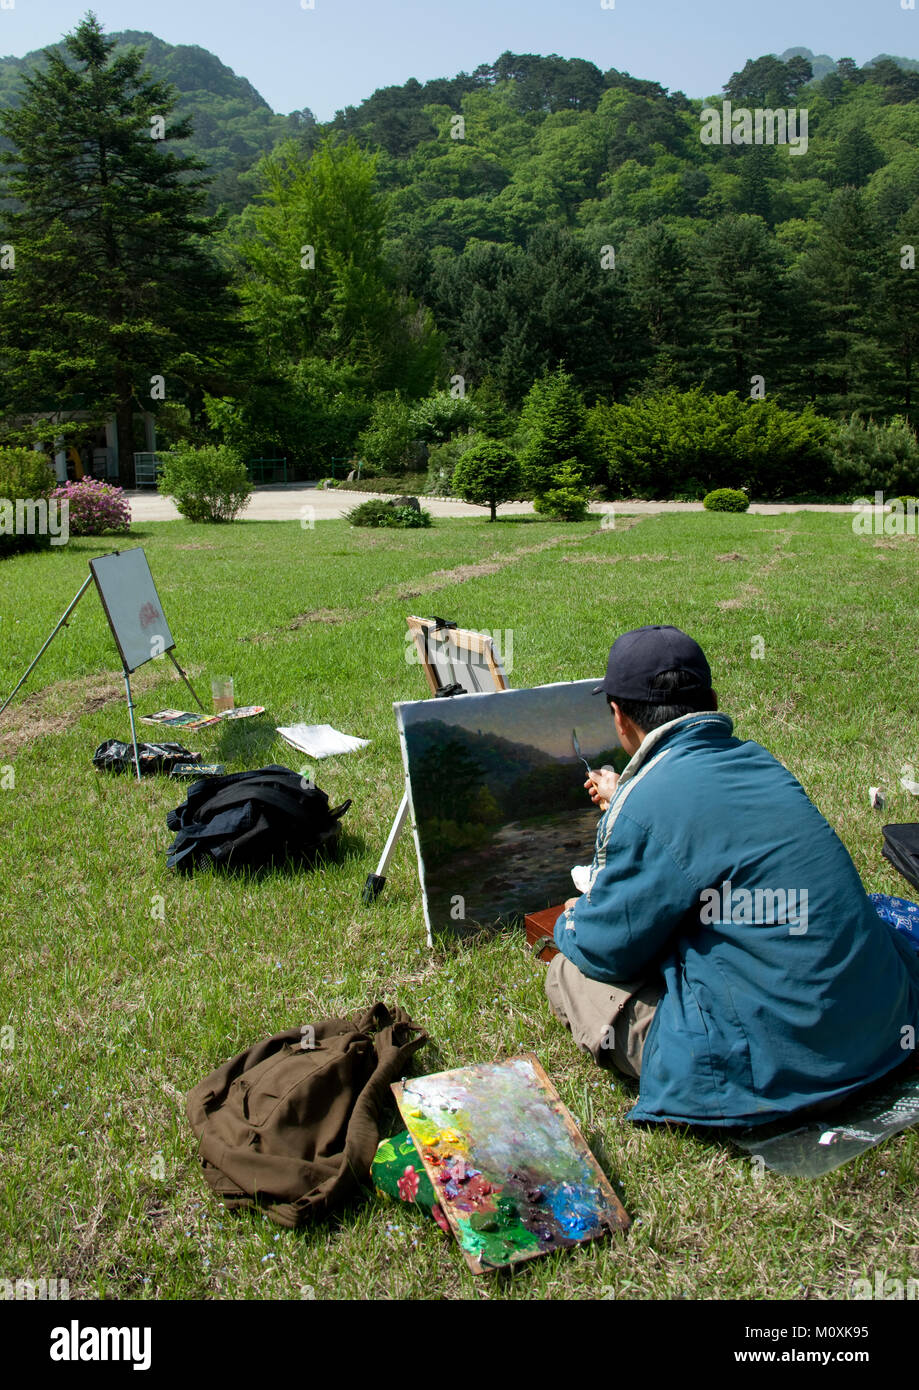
[0,556,204,782]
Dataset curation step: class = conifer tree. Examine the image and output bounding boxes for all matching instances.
[0,13,238,484]
[799,188,888,414]
[694,214,789,397]
[519,367,598,491]
[875,207,919,426]
[620,221,695,387]
[832,122,884,189]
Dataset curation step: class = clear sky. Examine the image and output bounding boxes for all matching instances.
[0,1,915,120]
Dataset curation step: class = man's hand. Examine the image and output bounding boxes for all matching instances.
[564,896,579,912]
[585,766,619,811]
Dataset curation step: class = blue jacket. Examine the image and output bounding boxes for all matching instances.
[554,712,919,1126]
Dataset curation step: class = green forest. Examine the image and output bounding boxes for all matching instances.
[2,19,919,500]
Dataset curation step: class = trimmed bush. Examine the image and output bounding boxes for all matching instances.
[830,415,919,497]
[50,478,131,536]
[590,389,833,500]
[532,460,590,521]
[410,391,479,444]
[346,499,432,528]
[703,488,750,512]
[157,445,253,523]
[451,440,522,521]
[0,448,56,556]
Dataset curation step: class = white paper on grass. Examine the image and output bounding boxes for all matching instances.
[276,723,369,758]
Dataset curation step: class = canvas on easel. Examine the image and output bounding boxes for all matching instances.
[89,548,175,672]
[361,616,511,904]
[395,678,627,942]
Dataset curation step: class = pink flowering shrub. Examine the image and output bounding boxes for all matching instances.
[51,478,132,536]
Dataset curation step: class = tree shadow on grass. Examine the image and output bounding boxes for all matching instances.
[211,717,279,764]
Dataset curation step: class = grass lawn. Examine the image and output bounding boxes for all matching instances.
[0,509,917,1301]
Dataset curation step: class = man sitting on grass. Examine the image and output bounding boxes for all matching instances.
[547,624,919,1125]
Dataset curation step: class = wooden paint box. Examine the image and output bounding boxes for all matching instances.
[524,903,565,961]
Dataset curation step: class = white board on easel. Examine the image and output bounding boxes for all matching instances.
[89,548,175,672]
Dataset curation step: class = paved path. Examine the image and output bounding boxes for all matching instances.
[128,483,858,523]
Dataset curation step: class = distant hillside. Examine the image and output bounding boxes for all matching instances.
[2,33,919,216]
[0,30,306,212]
[780,46,919,84]
[779,47,837,81]
[868,52,919,73]
[328,52,685,158]
[4,32,919,440]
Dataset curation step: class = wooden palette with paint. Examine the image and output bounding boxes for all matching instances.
[392,1054,629,1273]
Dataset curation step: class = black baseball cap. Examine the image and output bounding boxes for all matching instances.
[593,625,712,705]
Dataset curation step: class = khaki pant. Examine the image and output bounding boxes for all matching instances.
[546,953,663,1079]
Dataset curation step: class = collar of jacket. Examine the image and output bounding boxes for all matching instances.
[615,710,734,791]
[581,712,734,908]
[586,712,736,894]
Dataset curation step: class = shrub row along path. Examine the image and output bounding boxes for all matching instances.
[127,485,857,522]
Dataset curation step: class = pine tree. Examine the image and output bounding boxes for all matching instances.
[0,13,239,484]
[832,123,884,189]
[620,221,695,388]
[798,188,888,414]
[737,145,777,226]
[836,58,863,86]
[875,206,919,426]
[519,367,598,491]
[694,215,790,397]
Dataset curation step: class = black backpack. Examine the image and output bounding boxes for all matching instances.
[882,823,919,892]
[166,765,350,874]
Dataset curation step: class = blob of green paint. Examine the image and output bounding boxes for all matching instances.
[459,1194,541,1264]
[459,1216,541,1265]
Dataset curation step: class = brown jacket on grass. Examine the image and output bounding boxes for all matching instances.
[186,1003,427,1228]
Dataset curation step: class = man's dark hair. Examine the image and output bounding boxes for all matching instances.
[610,669,716,734]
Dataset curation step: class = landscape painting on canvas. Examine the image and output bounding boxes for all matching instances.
[395,679,627,939]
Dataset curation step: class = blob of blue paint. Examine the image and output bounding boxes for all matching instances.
[546,1184,602,1238]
